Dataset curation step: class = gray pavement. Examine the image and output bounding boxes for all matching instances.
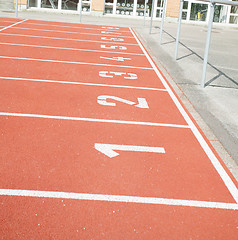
[1,9,238,180]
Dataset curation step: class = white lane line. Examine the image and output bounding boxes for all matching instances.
[7,26,135,39]
[129,27,238,203]
[0,32,138,46]
[0,19,28,32]
[0,112,189,129]
[0,56,153,70]
[1,189,238,210]
[22,22,131,33]
[0,76,167,92]
[0,42,144,56]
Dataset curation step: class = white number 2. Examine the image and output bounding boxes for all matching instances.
[97,95,149,109]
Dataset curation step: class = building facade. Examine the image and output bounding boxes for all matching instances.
[26,0,238,24]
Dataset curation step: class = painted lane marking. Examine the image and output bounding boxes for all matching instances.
[97,96,149,109]
[101,26,120,30]
[0,19,28,32]
[0,20,131,33]
[129,27,238,203]
[0,76,167,92]
[0,33,138,46]
[99,71,138,79]
[95,143,165,158]
[101,31,122,35]
[0,56,153,70]
[24,22,130,33]
[5,26,134,39]
[0,112,190,129]
[100,45,128,51]
[101,37,125,42]
[0,42,144,56]
[100,56,132,62]
[0,189,238,210]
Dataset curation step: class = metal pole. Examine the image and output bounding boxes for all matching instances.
[79,0,82,23]
[174,0,184,60]
[16,0,18,18]
[144,0,148,26]
[149,0,155,34]
[201,2,215,88]
[159,0,167,45]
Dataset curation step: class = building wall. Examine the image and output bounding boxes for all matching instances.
[166,0,180,18]
[14,0,28,5]
[91,0,104,12]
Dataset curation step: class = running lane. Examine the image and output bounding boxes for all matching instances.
[0,17,237,239]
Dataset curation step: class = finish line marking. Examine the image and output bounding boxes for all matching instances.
[0,189,237,210]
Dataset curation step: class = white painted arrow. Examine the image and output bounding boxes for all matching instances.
[95,143,165,158]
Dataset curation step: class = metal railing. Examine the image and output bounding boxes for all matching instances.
[175,0,238,88]
[149,0,167,45]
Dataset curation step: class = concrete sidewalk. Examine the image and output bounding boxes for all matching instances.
[0,9,238,180]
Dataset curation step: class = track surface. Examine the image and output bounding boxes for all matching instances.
[0,17,238,239]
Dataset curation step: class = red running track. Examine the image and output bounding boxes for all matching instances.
[0,17,238,239]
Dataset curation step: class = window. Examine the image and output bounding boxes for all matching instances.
[116,0,134,16]
[230,0,238,24]
[41,0,59,9]
[105,0,114,14]
[29,0,37,7]
[190,3,208,21]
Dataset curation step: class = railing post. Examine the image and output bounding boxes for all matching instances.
[201,2,215,88]
[175,0,184,60]
[149,0,155,34]
[144,0,148,26]
[159,0,167,45]
[16,0,18,18]
[79,0,82,23]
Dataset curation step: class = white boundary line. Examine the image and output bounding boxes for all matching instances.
[1,189,238,210]
[129,27,238,203]
[0,112,190,129]
[0,33,138,46]
[0,56,152,70]
[0,76,167,92]
[0,42,144,56]
[0,20,131,33]
[24,21,131,33]
[6,26,135,39]
[0,19,28,32]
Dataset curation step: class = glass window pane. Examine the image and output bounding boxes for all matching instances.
[41,0,59,9]
[231,0,238,14]
[62,0,77,10]
[183,1,188,10]
[29,0,37,7]
[213,5,227,23]
[190,3,208,21]
[182,11,187,20]
[116,0,134,16]
[104,0,113,14]
[230,15,238,24]
[136,0,146,16]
